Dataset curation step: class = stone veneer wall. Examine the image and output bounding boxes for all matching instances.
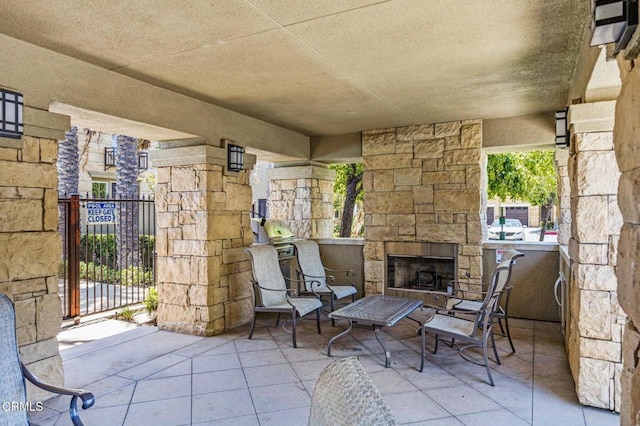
[0,106,69,400]
[555,149,571,247]
[567,105,624,411]
[153,141,255,335]
[614,63,640,426]
[362,121,485,295]
[266,165,335,239]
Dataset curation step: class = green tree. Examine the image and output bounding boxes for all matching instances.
[331,163,363,237]
[487,150,557,241]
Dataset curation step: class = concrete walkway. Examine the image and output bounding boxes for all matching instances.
[32,312,619,425]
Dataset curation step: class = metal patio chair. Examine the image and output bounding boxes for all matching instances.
[445,249,524,352]
[245,245,323,348]
[0,293,94,426]
[309,356,396,426]
[420,262,511,386]
[292,240,357,325]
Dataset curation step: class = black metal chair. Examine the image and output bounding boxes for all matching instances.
[292,240,357,325]
[420,263,512,386]
[0,293,94,426]
[245,245,323,348]
[445,249,524,352]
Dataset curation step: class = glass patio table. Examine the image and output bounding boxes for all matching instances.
[327,295,423,367]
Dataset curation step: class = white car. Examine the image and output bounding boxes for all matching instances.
[487,219,525,240]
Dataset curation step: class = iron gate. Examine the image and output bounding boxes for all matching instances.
[58,194,156,318]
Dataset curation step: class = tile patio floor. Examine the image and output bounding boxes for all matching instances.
[31,310,619,425]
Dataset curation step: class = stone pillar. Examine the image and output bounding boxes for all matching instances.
[151,140,256,336]
[555,149,571,246]
[362,120,484,295]
[614,62,640,426]
[0,98,69,400]
[567,101,624,411]
[266,164,335,238]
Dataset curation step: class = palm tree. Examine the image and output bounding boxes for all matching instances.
[114,134,140,270]
[57,126,79,197]
[57,126,79,246]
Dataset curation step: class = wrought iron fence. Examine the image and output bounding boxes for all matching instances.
[58,194,156,318]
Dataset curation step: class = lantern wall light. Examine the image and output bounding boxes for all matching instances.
[0,89,24,139]
[555,109,569,148]
[590,0,638,51]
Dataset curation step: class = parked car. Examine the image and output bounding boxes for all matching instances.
[487,219,525,240]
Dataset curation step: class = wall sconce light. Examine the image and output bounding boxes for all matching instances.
[227,142,244,172]
[590,0,638,51]
[104,147,116,170]
[0,89,24,139]
[555,109,569,148]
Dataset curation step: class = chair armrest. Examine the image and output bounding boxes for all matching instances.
[323,268,356,286]
[22,363,95,426]
[284,276,322,297]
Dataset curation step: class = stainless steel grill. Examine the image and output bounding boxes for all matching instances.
[262,220,296,260]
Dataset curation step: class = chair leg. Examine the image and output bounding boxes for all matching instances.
[491,327,501,365]
[420,326,426,372]
[504,316,515,353]
[316,308,322,334]
[275,313,281,326]
[434,334,439,354]
[248,311,258,340]
[497,317,506,335]
[482,333,495,386]
[330,295,336,327]
[292,309,298,348]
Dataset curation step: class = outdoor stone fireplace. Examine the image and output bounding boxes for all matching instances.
[386,242,457,295]
[362,120,486,299]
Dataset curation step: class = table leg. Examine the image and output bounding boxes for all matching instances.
[327,320,353,357]
[374,326,392,368]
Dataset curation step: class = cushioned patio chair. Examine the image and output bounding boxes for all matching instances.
[292,240,357,325]
[420,262,511,386]
[309,356,396,426]
[245,245,323,348]
[0,293,94,426]
[445,249,524,352]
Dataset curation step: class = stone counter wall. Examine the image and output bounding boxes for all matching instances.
[0,105,69,400]
[362,121,485,295]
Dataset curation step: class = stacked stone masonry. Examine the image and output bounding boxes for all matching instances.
[567,126,624,412]
[362,121,485,295]
[0,131,65,400]
[155,161,254,336]
[614,63,640,426]
[267,166,335,239]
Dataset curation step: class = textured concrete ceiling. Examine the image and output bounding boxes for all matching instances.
[0,0,588,136]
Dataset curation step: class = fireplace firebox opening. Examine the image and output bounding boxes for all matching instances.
[385,242,457,294]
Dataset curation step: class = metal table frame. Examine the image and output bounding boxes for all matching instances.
[327,295,423,367]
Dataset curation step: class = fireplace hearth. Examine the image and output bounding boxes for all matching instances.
[385,242,457,295]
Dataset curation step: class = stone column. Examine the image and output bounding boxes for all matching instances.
[362,120,484,295]
[614,62,640,426]
[151,140,256,336]
[266,164,335,238]
[0,100,69,400]
[567,101,624,411]
[555,149,571,246]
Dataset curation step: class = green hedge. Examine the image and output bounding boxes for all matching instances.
[80,234,155,270]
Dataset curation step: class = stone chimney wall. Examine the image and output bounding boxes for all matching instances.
[362,120,485,295]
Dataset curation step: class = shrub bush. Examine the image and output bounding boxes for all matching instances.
[145,287,158,318]
[80,234,155,269]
